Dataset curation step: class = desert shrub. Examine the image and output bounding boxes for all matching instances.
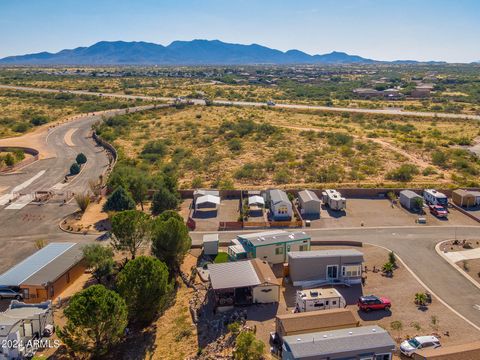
[274,168,291,184]
[76,153,87,165]
[386,164,419,182]
[75,193,91,212]
[228,138,243,152]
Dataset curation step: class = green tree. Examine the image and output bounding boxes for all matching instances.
[151,217,191,272]
[57,285,127,358]
[130,174,148,211]
[151,186,179,216]
[388,251,397,267]
[70,162,80,175]
[111,210,151,259]
[103,186,135,212]
[4,153,15,167]
[157,210,183,222]
[76,152,87,165]
[233,331,265,360]
[82,244,115,284]
[116,256,170,324]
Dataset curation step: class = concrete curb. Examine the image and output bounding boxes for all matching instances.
[435,240,480,291]
[368,242,480,332]
[58,212,104,236]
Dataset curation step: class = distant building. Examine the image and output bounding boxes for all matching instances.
[452,189,480,208]
[353,88,382,98]
[266,189,293,221]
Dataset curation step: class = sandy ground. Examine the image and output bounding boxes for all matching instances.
[63,198,110,233]
[456,258,480,287]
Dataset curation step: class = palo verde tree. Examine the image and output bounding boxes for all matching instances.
[233,330,265,360]
[116,256,170,324]
[57,285,128,359]
[111,210,151,259]
[151,216,191,272]
[103,186,135,212]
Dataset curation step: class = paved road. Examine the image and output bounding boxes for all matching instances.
[1,84,480,121]
[0,104,158,271]
[190,225,480,329]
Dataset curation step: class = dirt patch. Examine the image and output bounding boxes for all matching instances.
[62,198,110,234]
[456,258,480,287]
[440,239,480,252]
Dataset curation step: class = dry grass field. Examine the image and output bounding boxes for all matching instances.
[95,104,480,189]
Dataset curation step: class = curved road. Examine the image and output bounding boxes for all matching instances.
[0,85,479,333]
[1,84,480,121]
[0,104,156,271]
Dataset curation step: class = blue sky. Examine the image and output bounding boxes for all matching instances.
[1,0,479,62]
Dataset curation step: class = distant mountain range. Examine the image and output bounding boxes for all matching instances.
[0,39,447,65]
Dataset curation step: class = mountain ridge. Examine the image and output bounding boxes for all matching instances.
[0,39,446,65]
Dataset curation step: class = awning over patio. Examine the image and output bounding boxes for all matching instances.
[248,195,265,207]
[195,194,221,210]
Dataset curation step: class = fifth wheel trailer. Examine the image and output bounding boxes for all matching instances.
[295,288,346,312]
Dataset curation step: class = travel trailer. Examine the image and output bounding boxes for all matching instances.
[295,288,346,312]
[321,189,346,211]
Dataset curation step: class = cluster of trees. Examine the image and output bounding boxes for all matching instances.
[59,208,190,357]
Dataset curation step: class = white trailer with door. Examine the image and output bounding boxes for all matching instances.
[423,189,448,207]
[295,288,346,312]
[321,189,346,211]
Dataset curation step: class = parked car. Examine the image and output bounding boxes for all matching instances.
[0,287,23,300]
[357,295,391,312]
[400,335,441,357]
[429,204,448,218]
[266,100,276,106]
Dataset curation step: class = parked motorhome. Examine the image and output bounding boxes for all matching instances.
[321,189,346,211]
[295,288,346,312]
[423,189,448,207]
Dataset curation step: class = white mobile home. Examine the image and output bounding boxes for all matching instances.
[423,189,448,207]
[321,189,346,211]
[295,288,346,312]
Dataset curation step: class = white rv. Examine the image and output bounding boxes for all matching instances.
[423,189,448,207]
[295,288,346,312]
[321,189,346,211]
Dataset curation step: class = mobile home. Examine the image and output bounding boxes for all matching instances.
[295,288,346,312]
[228,230,311,264]
[321,189,346,211]
[266,189,293,221]
[423,189,448,207]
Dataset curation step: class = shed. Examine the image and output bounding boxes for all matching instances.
[412,341,480,360]
[208,259,280,306]
[195,194,220,210]
[193,189,219,201]
[452,189,477,208]
[267,189,293,221]
[275,308,359,340]
[0,243,85,302]
[288,249,364,287]
[282,325,396,360]
[399,190,423,210]
[298,190,321,217]
[203,234,219,256]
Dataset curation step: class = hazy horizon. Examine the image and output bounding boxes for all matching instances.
[1,0,479,63]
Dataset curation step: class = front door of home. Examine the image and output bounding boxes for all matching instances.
[327,265,338,280]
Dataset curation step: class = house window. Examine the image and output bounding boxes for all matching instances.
[342,264,362,277]
[275,246,284,255]
[299,245,308,251]
[375,354,391,360]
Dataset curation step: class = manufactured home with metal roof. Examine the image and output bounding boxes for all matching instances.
[0,243,85,302]
[228,230,311,264]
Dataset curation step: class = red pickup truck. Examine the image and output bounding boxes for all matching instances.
[429,205,448,218]
[358,295,391,312]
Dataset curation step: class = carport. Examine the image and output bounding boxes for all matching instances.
[248,195,265,216]
[194,194,220,211]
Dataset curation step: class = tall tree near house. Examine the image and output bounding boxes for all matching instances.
[82,244,115,284]
[116,256,170,324]
[130,174,148,211]
[233,330,265,360]
[111,210,151,259]
[151,186,179,215]
[57,285,128,359]
[151,216,191,272]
